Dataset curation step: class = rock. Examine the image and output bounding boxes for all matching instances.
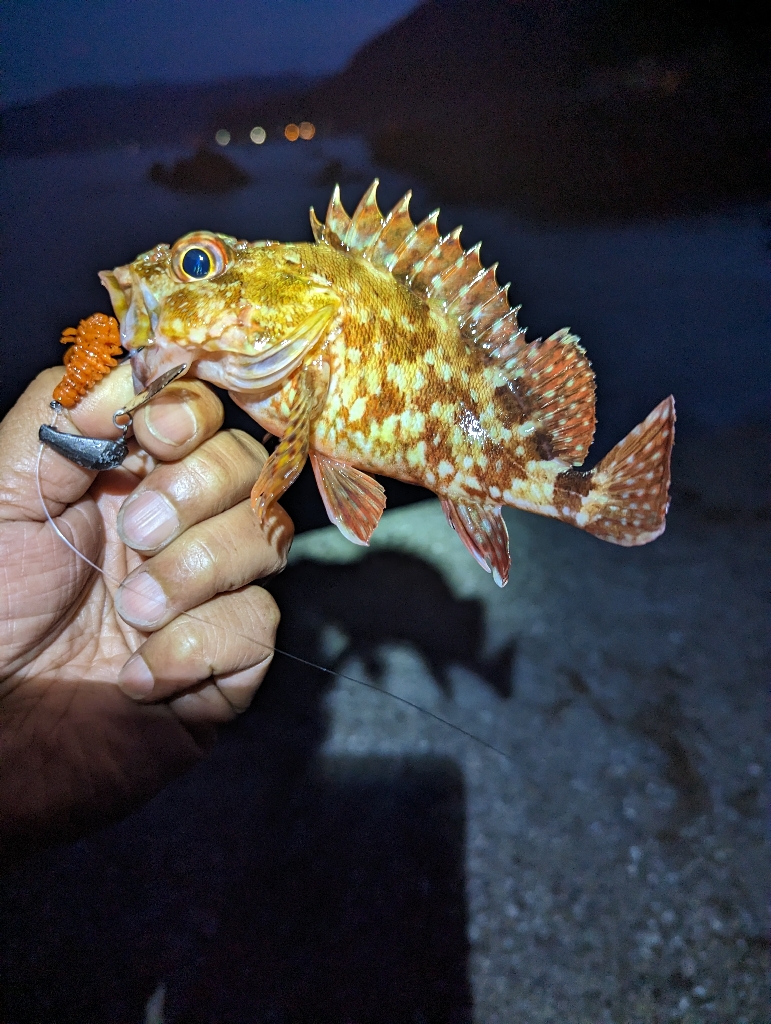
[149,146,250,194]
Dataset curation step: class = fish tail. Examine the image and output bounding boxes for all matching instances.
[580,396,675,545]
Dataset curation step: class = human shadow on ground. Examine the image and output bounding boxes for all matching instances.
[1,551,493,1024]
[266,549,517,699]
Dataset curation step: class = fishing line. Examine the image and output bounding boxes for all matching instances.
[35,427,516,766]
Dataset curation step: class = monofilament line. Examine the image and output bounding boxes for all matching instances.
[35,432,515,766]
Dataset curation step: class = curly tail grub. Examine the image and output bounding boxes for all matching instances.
[52,313,123,407]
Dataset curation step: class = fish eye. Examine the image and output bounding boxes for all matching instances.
[182,247,212,279]
[171,233,230,282]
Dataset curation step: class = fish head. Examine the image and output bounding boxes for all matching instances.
[100,233,338,393]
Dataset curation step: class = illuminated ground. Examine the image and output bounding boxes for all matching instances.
[285,454,768,1023]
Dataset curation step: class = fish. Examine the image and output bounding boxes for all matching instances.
[100,180,675,586]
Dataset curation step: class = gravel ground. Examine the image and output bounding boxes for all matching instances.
[288,451,769,1023]
[1,432,768,1023]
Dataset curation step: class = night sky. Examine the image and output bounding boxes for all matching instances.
[2,0,422,106]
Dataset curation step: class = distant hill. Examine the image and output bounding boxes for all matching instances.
[2,1,767,221]
[0,75,318,156]
[308,0,768,129]
[303,0,770,220]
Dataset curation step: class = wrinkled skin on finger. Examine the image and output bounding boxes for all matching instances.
[0,363,293,863]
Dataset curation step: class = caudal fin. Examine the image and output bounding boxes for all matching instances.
[584,396,675,546]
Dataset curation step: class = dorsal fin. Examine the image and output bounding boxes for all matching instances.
[499,328,596,465]
[344,180,384,252]
[310,182,596,463]
[311,180,510,338]
[322,185,353,249]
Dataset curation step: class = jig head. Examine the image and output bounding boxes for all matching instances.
[39,365,188,471]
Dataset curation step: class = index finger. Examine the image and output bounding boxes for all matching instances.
[69,362,224,462]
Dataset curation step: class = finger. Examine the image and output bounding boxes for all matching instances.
[117,586,279,715]
[114,497,292,628]
[0,363,218,522]
[72,364,225,461]
[0,367,113,521]
[131,380,224,461]
[116,429,283,553]
[65,360,138,438]
[167,663,268,726]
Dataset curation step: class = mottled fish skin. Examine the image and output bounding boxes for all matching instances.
[242,244,559,506]
[102,181,675,585]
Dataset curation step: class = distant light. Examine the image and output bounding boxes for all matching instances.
[250,126,266,145]
[284,123,300,142]
[215,129,230,146]
[299,121,315,140]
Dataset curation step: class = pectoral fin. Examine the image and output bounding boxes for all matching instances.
[310,452,386,545]
[250,364,328,522]
[441,500,510,587]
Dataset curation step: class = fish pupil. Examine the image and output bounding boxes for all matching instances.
[182,247,212,279]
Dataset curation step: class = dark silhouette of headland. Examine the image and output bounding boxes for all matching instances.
[3,1,766,222]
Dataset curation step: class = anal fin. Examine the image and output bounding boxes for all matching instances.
[440,500,511,587]
[311,453,386,545]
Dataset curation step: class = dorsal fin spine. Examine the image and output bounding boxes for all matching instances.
[344,179,384,252]
[363,190,412,262]
[478,308,522,353]
[399,210,440,260]
[388,210,441,276]
[325,185,352,250]
[465,281,510,337]
[309,206,325,243]
[447,260,494,318]
[425,227,464,291]
[406,229,457,286]
[458,265,500,328]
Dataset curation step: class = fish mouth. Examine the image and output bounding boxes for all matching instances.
[100,266,168,392]
[130,343,191,392]
[99,267,158,350]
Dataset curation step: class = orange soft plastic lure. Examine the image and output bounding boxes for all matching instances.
[52,312,123,408]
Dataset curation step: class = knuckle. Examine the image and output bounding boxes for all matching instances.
[165,443,234,504]
[230,430,269,468]
[142,620,208,684]
[167,617,208,667]
[253,587,281,637]
[181,533,219,579]
[194,431,260,485]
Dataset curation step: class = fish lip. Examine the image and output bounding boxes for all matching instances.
[130,342,192,393]
[100,265,157,347]
[130,349,149,392]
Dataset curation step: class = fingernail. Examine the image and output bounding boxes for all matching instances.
[115,572,167,626]
[120,491,179,548]
[144,398,197,446]
[119,653,155,697]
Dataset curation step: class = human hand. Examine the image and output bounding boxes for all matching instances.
[0,363,293,860]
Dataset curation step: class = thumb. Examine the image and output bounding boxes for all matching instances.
[0,363,136,523]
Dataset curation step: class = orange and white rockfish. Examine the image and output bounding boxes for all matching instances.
[101,181,674,586]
